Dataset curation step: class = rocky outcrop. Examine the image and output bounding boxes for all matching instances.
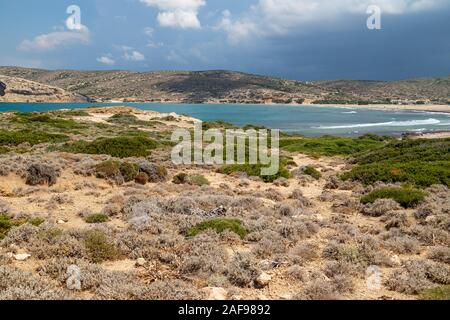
[0,81,5,96]
[0,76,87,103]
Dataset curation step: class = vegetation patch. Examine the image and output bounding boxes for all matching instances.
[107,114,151,126]
[361,187,427,208]
[187,174,210,186]
[0,214,26,239]
[85,214,110,224]
[13,113,85,129]
[59,136,158,158]
[28,217,45,227]
[342,138,450,187]
[280,134,388,157]
[419,285,450,300]
[0,130,69,146]
[218,162,291,183]
[302,166,322,180]
[187,219,248,239]
[84,230,121,263]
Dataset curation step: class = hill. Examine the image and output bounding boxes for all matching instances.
[0,66,448,104]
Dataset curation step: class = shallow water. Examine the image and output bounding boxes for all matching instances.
[1,102,449,137]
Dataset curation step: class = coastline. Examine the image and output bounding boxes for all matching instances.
[306,103,450,114]
[1,100,449,114]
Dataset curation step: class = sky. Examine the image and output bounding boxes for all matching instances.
[0,0,449,81]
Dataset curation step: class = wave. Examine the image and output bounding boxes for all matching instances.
[316,118,441,130]
[342,111,357,114]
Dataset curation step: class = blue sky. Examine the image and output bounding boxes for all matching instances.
[0,0,449,80]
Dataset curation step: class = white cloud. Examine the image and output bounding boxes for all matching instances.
[124,50,146,62]
[140,0,205,29]
[217,0,447,43]
[144,27,155,36]
[18,25,90,51]
[97,56,116,65]
[146,41,164,48]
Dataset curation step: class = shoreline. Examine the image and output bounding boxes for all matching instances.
[306,103,450,114]
[1,100,449,114]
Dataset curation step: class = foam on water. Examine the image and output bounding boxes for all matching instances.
[316,118,441,130]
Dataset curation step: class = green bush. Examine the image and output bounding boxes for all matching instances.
[84,230,120,263]
[28,217,45,227]
[342,139,450,187]
[280,135,388,157]
[361,187,427,208]
[0,214,26,239]
[187,219,248,239]
[302,166,322,180]
[0,130,69,146]
[119,162,139,182]
[13,113,84,129]
[218,163,291,183]
[107,114,149,125]
[419,285,450,300]
[59,136,158,158]
[85,214,109,224]
[188,174,210,186]
[94,160,121,180]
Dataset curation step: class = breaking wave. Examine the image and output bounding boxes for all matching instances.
[317,118,441,130]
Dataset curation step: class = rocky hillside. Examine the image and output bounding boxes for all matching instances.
[0,75,87,103]
[315,77,450,103]
[0,66,448,104]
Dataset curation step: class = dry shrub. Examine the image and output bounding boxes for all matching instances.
[385,259,450,294]
[286,265,306,281]
[300,278,338,300]
[181,233,228,276]
[26,163,58,187]
[381,212,409,230]
[252,230,286,258]
[428,246,450,264]
[0,266,70,300]
[289,243,318,264]
[361,199,401,217]
[226,253,260,288]
[38,257,105,291]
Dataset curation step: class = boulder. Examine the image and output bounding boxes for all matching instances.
[201,287,228,300]
[0,81,6,96]
[255,272,272,287]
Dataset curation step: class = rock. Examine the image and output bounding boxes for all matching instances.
[136,258,147,267]
[0,81,6,96]
[255,272,272,287]
[57,219,66,224]
[239,179,250,187]
[279,293,292,300]
[201,287,228,300]
[14,253,31,261]
[6,252,14,258]
[390,255,401,266]
[26,163,58,187]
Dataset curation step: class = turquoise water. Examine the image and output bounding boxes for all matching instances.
[1,102,449,137]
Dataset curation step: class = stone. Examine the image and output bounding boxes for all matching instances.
[255,272,272,287]
[390,255,401,266]
[201,287,228,300]
[14,253,31,261]
[0,81,6,96]
[57,219,66,224]
[136,258,147,267]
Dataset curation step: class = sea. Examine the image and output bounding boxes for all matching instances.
[1,102,449,137]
